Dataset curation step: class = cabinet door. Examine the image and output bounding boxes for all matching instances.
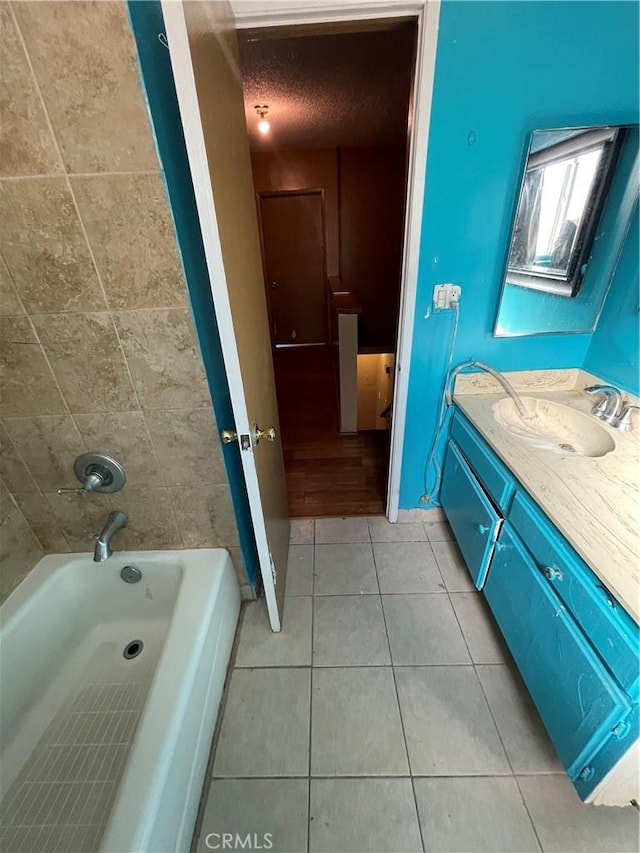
[441,442,501,589]
[484,524,631,779]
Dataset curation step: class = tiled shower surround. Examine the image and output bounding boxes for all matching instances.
[0,1,245,599]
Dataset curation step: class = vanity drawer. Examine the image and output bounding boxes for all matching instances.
[509,490,639,696]
[451,409,514,511]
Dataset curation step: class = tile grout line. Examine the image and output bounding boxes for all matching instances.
[0,170,163,182]
[307,520,315,853]
[370,533,426,853]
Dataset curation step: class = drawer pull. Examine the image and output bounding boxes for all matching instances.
[543,565,563,581]
[477,524,490,535]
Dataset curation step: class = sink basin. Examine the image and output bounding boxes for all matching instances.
[492,396,615,457]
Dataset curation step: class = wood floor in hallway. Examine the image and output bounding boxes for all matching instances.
[273,345,389,518]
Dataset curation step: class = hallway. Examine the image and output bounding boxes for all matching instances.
[274,346,389,517]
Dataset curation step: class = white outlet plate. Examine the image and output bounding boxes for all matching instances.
[433,284,461,310]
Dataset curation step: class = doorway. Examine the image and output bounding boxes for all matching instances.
[241,21,417,518]
[161,0,440,624]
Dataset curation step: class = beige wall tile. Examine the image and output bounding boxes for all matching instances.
[0,421,38,492]
[0,254,25,315]
[74,411,162,487]
[0,4,63,177]
[13,491,69,552]
[4,414,85,492]
[45,490,111,552]
[0,504,43,601]
[114,309,210,409]
[72,173,187,310]
[145,408,225,486]
[169,485,240,548]
[0,177,106,313]
[0,314,66,416]
[106,487,182,550]
[33,312,137,413]
[0,476,12,518]
[12,1,158,174]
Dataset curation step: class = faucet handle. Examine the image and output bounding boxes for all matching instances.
[57,470,106,497]
[613,404,640,431]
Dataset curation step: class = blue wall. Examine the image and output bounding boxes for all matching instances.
[399,0,640,508]
[583,201,640,396]
[127,1,259,587]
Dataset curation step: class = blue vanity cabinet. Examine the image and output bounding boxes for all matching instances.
[440,441,502,588]
[442,405,640,800]
[484,523,632,780]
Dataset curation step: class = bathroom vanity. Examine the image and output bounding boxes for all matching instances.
[441,369,639,806]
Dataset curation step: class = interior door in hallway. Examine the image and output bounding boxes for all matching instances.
[259,191,326,345]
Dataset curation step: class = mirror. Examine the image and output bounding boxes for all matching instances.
[495,124,638,337]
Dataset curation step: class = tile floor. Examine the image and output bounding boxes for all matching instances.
[196,517,639,853]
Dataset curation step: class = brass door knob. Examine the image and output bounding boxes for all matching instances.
[254,425,276,444]
[221,429,238,444]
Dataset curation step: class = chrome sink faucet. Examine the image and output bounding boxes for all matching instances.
[94,510,128,562]
[585,385,623,423]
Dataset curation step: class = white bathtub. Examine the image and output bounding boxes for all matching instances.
[0,548,240,853]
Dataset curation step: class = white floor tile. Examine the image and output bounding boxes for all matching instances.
[395,666,511,775]
[477,664,563,774]
[424,520,454,541]
[414,776,540,852]
[309,778,422,853]
[286,544,314,596]
[315,517,370,544]
[431,539,475,592]
[450,591,509,663]
[213,668,310,777]
[311,667,408,776]
[373,541,446,593]
[382,594,471,665]
[290,519,314,545]
[314,543,378,595]
[313,595,391,666]
[235,597,312,668]
[368,517,427,542]
[197,779,308,853]
[517,774,640,852]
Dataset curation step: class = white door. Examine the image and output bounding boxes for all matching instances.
[162,0,290,630]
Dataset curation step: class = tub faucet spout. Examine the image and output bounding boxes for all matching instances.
[94,511,128,562]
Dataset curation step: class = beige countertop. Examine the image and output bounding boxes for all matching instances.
[453,370,640,623]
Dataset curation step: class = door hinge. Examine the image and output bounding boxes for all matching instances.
[270,552,277,586]
[611,715,632,741]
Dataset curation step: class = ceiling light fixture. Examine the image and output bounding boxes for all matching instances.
[255,104,270,134]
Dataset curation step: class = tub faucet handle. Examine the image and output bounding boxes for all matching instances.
[57,470,106,498]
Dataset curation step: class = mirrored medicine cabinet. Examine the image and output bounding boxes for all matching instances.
[494,123,639,337]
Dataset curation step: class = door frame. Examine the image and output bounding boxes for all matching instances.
[256,188,328,346]
[232,0,441,522]
[165,0,441,523]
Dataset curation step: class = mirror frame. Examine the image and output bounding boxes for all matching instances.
[502,125,625,299]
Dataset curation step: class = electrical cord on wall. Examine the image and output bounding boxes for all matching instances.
[421,299,460,503]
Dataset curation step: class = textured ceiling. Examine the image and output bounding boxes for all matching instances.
[238,23,416,151]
